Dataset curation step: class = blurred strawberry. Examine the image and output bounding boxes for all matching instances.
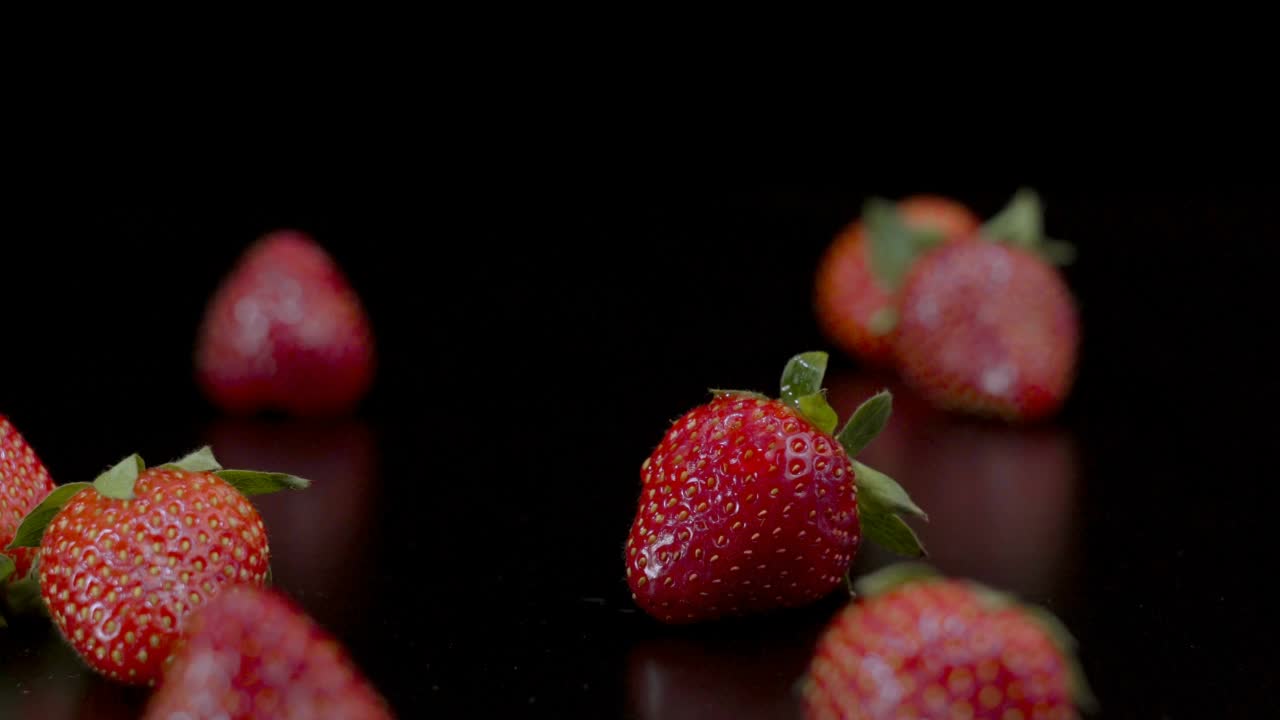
[802,564,1094,719]
[814,195,979,367]
[143,584,393,719]
[196,230,376,417]
[895,190,1079,421]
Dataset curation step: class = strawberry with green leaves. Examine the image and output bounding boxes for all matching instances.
[143,584,393,720]
[625,351,928,623]
[0,415,57,626]
[802,564,1095,720]
[815,195,980,367]
[6,446,309,685]
[895,190,1079,421]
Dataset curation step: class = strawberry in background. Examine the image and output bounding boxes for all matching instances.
[814,195,980,368]
[894,191,1079,421]
[196,230,376,417]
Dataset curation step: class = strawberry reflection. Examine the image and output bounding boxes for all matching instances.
[828,372,1081,600]
[626,614,831,720]
[201,419,380,631]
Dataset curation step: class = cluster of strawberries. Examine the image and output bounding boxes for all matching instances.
[814,190,1080,422]
[1,231,389,718]
[625,191,1091,719]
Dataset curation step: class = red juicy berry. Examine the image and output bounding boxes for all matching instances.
[895,241,1080,421]
[39,468,271,685]
[196,229,376,417]
[802,566,1093,720]
[626,352,926,623]
[0,416,56,581]
[815,196,980,367]
[626,395,860,622]
[144,584,393,720]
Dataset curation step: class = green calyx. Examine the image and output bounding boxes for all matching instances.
[980,188,1076,266]
[852,563,1097,713]
[0,556,47,627]
[6,446,311,551]
[776,352,927,558]
[864,197,946,292]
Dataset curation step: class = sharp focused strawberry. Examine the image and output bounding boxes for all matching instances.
[802,564,1095,720]
[195,229,376,417]
[625,352,928,623]
[143,584,392,720]
[6,447,309,685]
[815,195,980,367]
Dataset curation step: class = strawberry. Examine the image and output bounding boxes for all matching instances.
[0,416,57,585]
[195,229,376,417]
[894,190,1079,421]
[143,583,392,720]
[801,564,1095,720]
[0,415,57,626]
[815,195,980,367]
[625,351,928,623]
[5,446,309,685]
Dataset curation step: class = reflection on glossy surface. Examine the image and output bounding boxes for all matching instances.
[202,419,381,632]
[0,622,147,718]
[828,372,1081,600]
[626,612,835,720]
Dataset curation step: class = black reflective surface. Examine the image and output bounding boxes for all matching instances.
[1,189,1277,717]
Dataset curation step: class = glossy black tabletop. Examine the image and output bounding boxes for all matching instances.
[0,188,1277,717]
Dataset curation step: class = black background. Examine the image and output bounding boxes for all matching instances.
[1,187,1277,717]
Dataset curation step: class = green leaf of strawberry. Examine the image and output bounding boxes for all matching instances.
[160,446,223,473]
[780,352,840,434]
[864,197,945,291]
[779,351,828,404]
[836,390,892,457]
[981,187,1077,266]
[851,460,927,558]
[92,453,145,500]
[214,470,311,496]
[6,482,92,550]
[0,553,13,585]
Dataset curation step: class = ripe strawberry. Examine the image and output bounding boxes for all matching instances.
[0,416,56,587]
[625,351,928,623]
[802,564,1095,720]
[195,229,376,417]
[815,195,980,367]
[895,191,1079,421]
[143,584,393,720]
[6,446,309,685]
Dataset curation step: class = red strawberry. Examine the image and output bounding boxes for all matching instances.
[0,416,57,589]
[143,584,392,720]
[895,191,1079,421]
[195,229,376,417]
[815,195,980,367]
[625,351,928,623]
[6,447,309,685]
[802,564,1095,720]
